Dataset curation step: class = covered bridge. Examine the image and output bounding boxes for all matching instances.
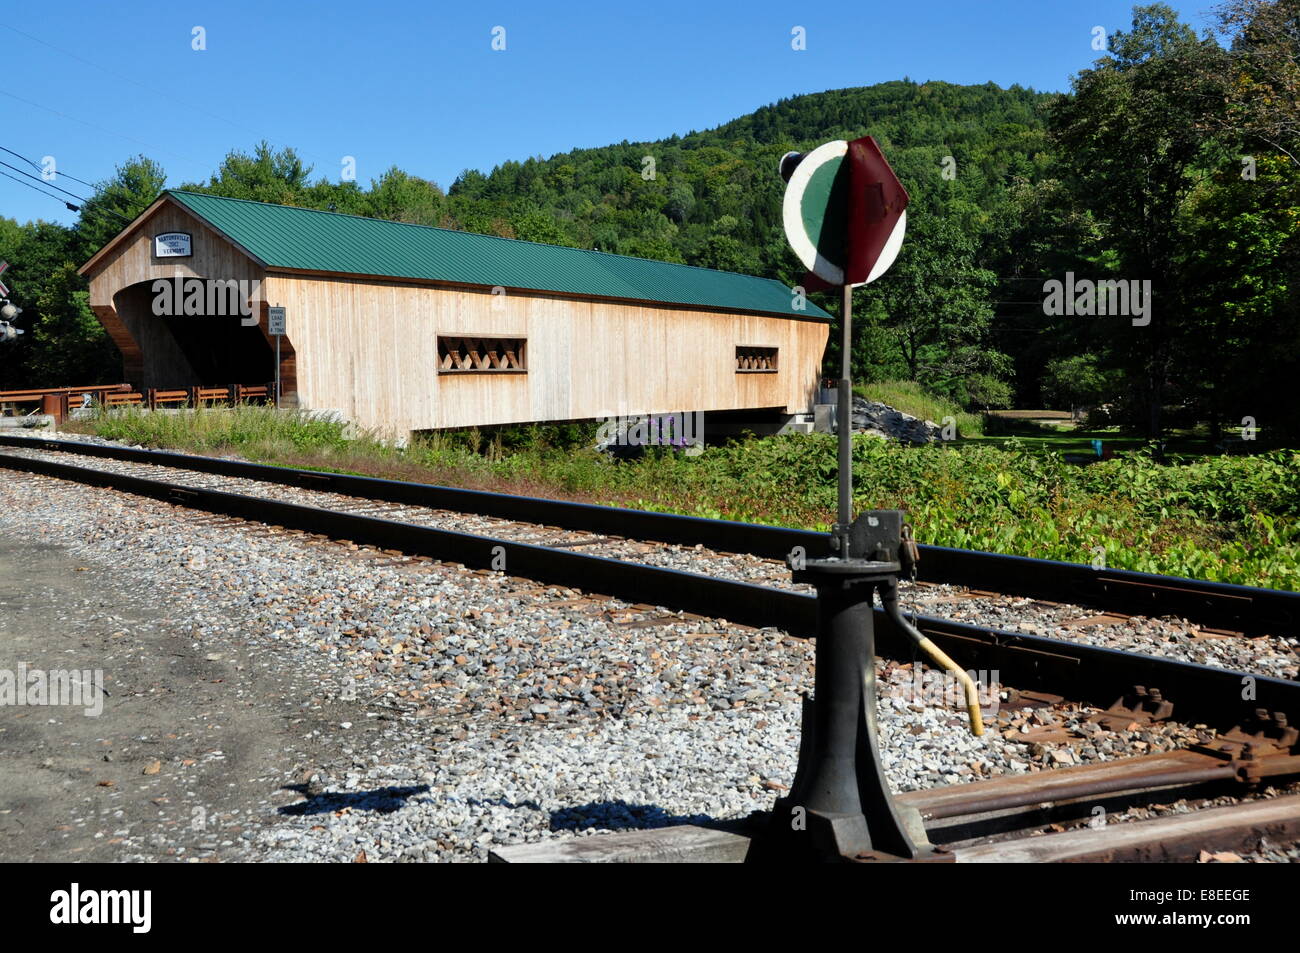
[79,190,830,437]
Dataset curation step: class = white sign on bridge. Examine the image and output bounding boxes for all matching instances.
[268,307,286,336]
[153,232,192,257]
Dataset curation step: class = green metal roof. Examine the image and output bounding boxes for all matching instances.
[165,190,829,321]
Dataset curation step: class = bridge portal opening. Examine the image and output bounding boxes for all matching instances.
[112,280,275,389]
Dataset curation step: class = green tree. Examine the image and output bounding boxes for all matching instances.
[74,155,167,261]
[1206,0,1300,167]
[25,261,119,383]
[1049,4,1224,436]
[363,167,445,225]
[858,213,1002,399]
[186,142,313,205]
[1042,353,1116,409]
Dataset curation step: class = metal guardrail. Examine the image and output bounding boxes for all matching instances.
[0,445,1297,729]
[0,433,1295,636]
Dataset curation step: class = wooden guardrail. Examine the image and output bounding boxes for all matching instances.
[0,382,274,423]
[0,383,131,404]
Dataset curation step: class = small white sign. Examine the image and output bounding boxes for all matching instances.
[154,232,192,257]
[268,307,286,335]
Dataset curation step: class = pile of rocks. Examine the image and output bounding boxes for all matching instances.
[850,397,943,444]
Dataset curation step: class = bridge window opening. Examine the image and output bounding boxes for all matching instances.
[438,336,527,373]
[736,346,778,373]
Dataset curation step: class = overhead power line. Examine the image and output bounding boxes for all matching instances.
[0,159,135,223]
[0,167,81,211]
[0,145,102,192]
[0,158,95,204]
[0,87,202,167]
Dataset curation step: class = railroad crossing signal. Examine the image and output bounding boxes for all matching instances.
[781,136,909,287]
[0,264,22,343]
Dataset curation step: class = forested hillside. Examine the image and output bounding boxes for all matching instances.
[0,80,1052,401]
[3,0,1297,444]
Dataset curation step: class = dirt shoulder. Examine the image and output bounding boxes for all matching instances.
[0,536,347,862]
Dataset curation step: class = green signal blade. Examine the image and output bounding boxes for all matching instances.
[802,155,850,268]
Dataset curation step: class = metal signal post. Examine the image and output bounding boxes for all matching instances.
[835,283,853,557]
[268,307,286,409]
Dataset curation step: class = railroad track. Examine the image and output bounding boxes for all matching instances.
[0,437,1295,691]
[2,433,1296,637]
[2,436,1298,861]
[0,434,1296,726]
[500,743,1300,862]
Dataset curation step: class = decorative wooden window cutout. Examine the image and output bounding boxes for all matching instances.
[438,335,527,373]
[736,346,778,373]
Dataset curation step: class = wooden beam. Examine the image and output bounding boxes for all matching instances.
[954,794,1300,863]
[489,825,752,863]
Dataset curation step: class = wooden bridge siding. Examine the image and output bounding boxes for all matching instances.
[110,282,200,387]
[270,273,827,435]
[83,202,283,390]
[85,204,265,310]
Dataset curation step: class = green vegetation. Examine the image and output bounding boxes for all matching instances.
[69,407,1300,591]
[7,1,1298,590]
[4,1,1297,445]
[80,405,358,456]
[964,423,1222,458]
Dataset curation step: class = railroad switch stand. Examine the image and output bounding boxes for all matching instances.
[748,510,949,863]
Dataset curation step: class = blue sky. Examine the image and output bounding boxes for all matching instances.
[2,0,1219,227]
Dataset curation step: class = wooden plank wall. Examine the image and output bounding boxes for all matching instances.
[84,203,282,390]
[82,197,828,436]
[86,204,265,309]
[267,273,828,436]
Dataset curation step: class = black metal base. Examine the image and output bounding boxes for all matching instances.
[748,548,939,863]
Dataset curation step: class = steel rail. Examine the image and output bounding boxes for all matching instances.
[1,434,1295,635]
[2,446,1296,731]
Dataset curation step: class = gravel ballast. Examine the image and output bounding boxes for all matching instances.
[0,462,1294,863]
[3,437,1295,681]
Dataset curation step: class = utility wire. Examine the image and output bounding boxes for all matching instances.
[0,22,249,136]
[0,87,202,167]
[0,164,135,224]
[0,159,134,223]
[0,145,101,191]
[0,167,80,211]
[0,158,95,204]
[0,22,344,182]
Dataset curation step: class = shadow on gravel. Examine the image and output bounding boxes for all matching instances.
[278,783,430,816]
[550,800,718,833]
